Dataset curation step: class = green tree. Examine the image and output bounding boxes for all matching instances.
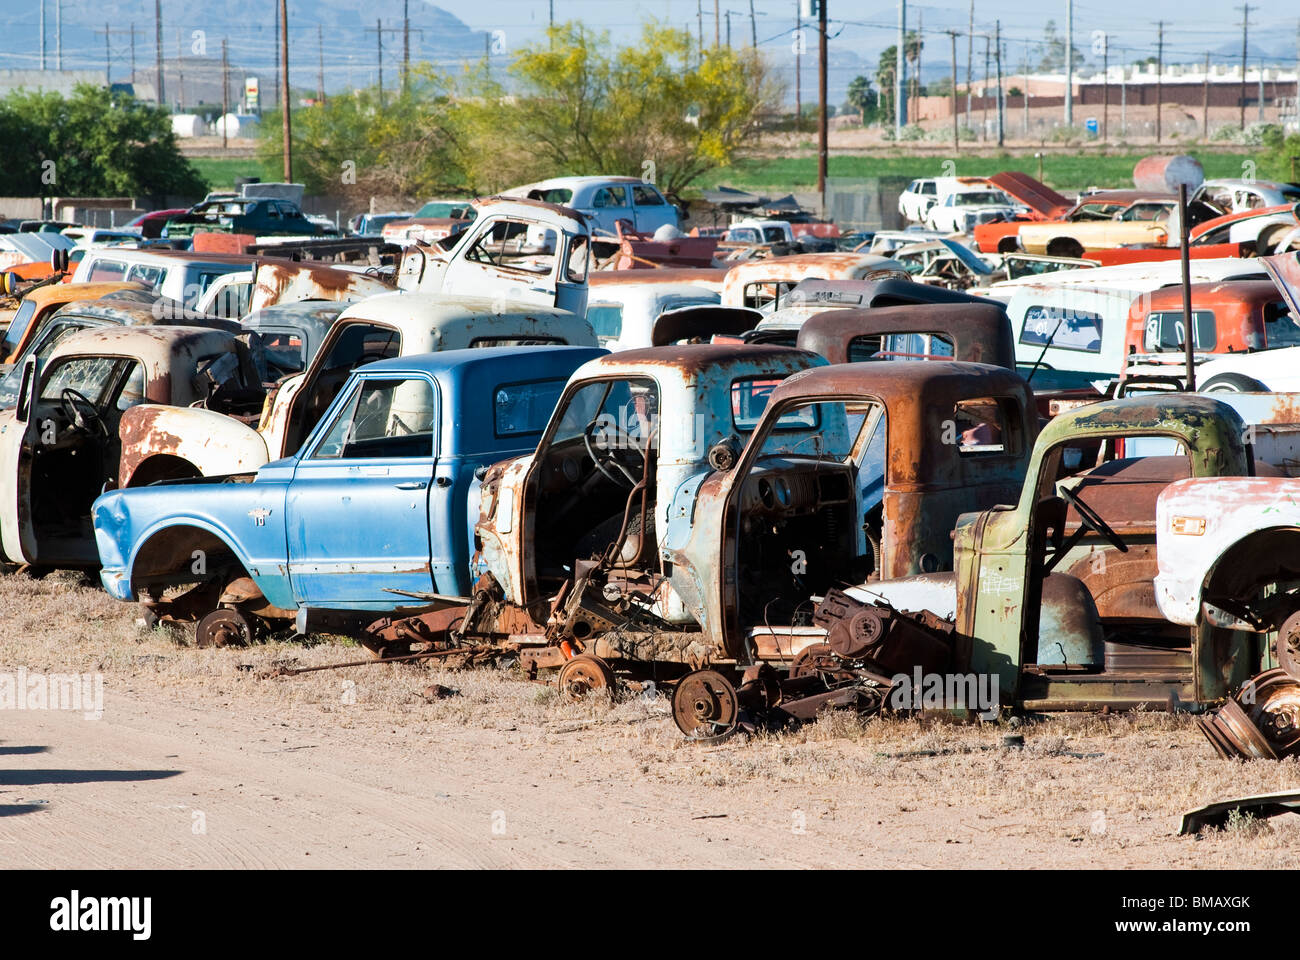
[258,78,465,200]
[1258,125,1300,183]
[1037,20,1085,73]
[846,75,877,124]
[876,46,897,124]
[450,21,774,197]
[0,84,204,196]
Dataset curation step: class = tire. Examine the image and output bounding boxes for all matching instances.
[1200,373,1268,393]
[1046,238,1084,259]
[997,236,1020,254]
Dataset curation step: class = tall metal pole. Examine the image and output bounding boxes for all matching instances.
[1179,183,1195,390]
[749,0,757,47]
[995,20,1004,146]
[1203,52,1211,138]
[895,0,907,133]
[715,0,720,47]
[104,22,111,83]
[949,30,960,150]
[818,0,828,206]
[794,3,801,131]
[1238,5,1251,130]
[982,35,989,139]
[318,24,326,102]
[726,10,731,48]
[1101,33,1108,141]
[1155,21,1163,142]
[965,0,973,128]
[377,19,384,106]
[221,38,229,150]
[1064,0,1073,125]
[403,0,410,93]
[280,0,292,182]
[152,0,161,104]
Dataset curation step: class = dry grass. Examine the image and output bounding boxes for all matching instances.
[4,569,1300,866]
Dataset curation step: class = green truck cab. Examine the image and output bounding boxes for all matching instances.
[858,393,1261,711]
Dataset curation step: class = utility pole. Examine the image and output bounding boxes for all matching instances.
[948,30,960,150]
[404,0,411,92]
[995,20,1004,146]
[697,0,703,62]
[794,3,801,132]
[1202,52,1211,138]
[365,21,404,105]
[152,0,161,105]
[896,0,906,133]
[221,37,229,149]
[1065,0,1073,125]
[1120,47,1127,136]
[817,0,828,207]
[130,25,136,81]
[726,10,731,48]
[1237,5,1251,130]
[914,10,922,123]
[1155,20,1164,143]
[966,0,973,128]
[1023,48,1030,136]
[318,24,325,102]
[715,0,720,47]
[274,2,280,111]
[982,34,990,140]
[750,0,757,47]
[1101,32,1108,141]
[280,0,291,182]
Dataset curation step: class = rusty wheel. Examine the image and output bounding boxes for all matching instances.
[1275,611,1300,680]
[557,654,615,702]
[672,669,739,742]
[195,608,253,648]
[1242,668,1300,757]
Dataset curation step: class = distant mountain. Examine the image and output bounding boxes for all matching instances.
[0,0,488,90]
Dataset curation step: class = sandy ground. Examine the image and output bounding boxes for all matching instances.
[1,570,1299,869]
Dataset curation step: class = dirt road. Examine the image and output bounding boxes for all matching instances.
[1,571,1298,869]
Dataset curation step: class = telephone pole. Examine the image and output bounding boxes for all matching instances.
[794,2,801,131]
[895,0,906,133]
[403,0,410,92]
[750,0,757,47]
[366,20,404,106]
[1065,0,1073,125]
[982,34,990,139]
[153,0,162,105]
[221,37,229,149]
[318,24,325,102]
[1203,52,1211,138]
[948,30,960,150]
[1236,5,1251,130]
[715,0,720,47]
[817,0,828,206]
[995,20,1004,146]
[966,0,973,128]
[1100,32,1109,141]
[1155,20,1164,142]
[279,0,291,182]
[274,3,280,111]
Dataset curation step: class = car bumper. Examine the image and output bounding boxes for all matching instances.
[100,567,135,602]
[1152,573,1200,626]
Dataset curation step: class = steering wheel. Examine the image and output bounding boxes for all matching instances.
[583,417,644,488]
[1060,485,1128,554]
[60,388,108,440]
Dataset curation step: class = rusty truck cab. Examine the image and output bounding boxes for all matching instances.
[698,361,1037,662]
[794,302,1016,368]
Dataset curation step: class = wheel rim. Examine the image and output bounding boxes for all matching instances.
[195,609,253,648]
[557,654,614,702]
[671,669,739,742]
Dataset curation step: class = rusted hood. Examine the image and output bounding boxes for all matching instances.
[989,172,1072,220]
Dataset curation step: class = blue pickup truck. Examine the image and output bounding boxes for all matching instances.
[92,345,605,647]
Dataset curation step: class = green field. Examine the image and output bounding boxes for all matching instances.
[188,156,277,189]
[708,152,1257,193]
